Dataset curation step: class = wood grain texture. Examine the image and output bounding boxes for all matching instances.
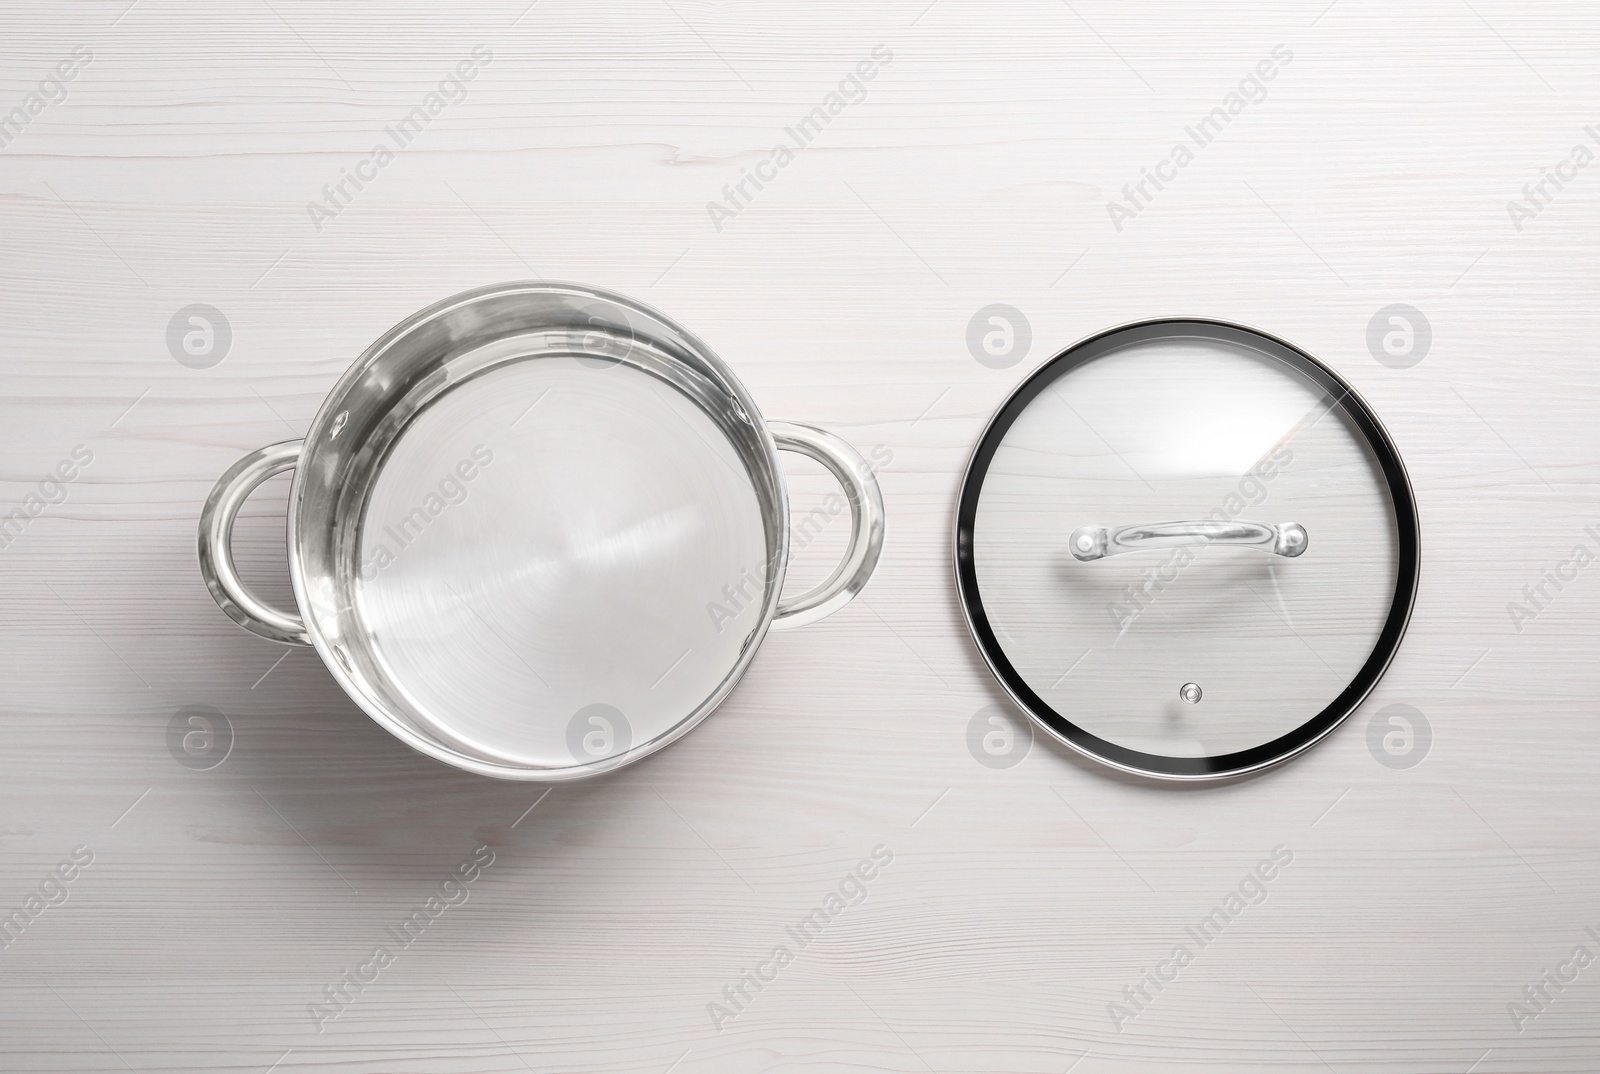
[1,1,1599,1071]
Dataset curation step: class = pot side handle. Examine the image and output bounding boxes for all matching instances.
[767,422,886,632]
[198,440,312,646]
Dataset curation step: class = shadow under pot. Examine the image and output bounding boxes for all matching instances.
[199,282,884,780]
[955,319,1419,780]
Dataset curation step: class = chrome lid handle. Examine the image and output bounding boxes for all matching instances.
[1070,520,1308,562]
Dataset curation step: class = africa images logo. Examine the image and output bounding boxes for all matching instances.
[308,844,495,1032]
[358,445,494,582]
[1108,844,1294,1031]
[0,845,94,952]
[0,45,93,152]
[707,845,893,1031]
[706,46,894,231]
[1106,443,1293,632]
[0,445,94,552]
[1505,521,1600,633]
[306,47,494,232]
[1105,45,1292,231]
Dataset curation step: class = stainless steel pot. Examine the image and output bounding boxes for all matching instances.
[199,282,884,780]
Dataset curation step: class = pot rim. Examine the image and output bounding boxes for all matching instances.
[285,280,790,781]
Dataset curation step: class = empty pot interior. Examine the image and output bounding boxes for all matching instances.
[289,284,786,778]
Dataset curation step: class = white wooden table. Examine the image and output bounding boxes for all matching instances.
[2,2,1597,1070]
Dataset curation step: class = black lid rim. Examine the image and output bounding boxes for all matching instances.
[953,318,1421,781]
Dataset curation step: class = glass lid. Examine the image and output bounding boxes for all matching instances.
[955,320,1419,779]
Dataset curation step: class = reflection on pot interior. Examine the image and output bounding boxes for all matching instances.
[358,445,494,582]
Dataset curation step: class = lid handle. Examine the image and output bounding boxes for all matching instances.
[1070,520,1308,562]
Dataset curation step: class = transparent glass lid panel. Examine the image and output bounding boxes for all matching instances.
[973,336,1399,759]
[353,355,769,768]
